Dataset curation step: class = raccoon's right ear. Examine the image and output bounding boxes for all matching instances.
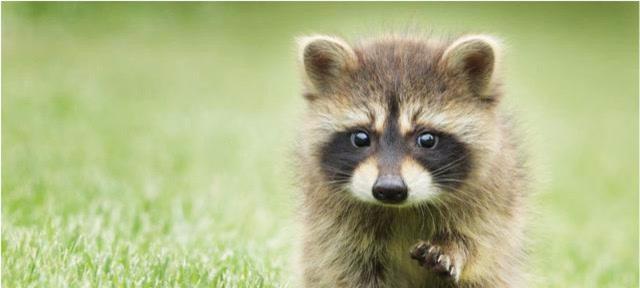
[297,35,358,96]
[440,35,501,101]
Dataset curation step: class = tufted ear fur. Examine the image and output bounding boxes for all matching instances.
[298,35,358,95]
[440,35,501,100]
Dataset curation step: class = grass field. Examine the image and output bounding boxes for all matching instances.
[2,3,638,287]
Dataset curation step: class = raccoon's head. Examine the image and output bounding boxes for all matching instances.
[297,34,503,207]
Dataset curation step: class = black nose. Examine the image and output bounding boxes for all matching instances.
[372,175,408,204]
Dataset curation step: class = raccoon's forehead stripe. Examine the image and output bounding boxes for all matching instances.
[370,103,387,132]
[312,108,367,131]
[339,109,370,129]
[397,102,424,135]
[315,102,387,132]
[396,99,467,136]
[414,111,482,143]
[397,102,484,145]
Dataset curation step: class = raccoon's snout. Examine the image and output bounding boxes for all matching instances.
[372,175,408,204]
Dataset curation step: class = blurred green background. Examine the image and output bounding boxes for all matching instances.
[2,2,638,287]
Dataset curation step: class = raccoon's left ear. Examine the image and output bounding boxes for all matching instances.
[297,35,358,96]
[440,35,501,101]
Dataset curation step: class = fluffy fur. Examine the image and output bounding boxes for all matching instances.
[293,33,529,288]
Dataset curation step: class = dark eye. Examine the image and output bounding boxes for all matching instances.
[351,131,371,148]
[417,133,438,149]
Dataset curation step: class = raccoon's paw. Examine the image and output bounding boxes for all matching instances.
[410,241,459,281]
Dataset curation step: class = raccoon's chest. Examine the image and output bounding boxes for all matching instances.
[329,214,434,287]
[384,229,432,287]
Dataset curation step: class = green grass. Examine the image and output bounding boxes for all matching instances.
[2,3,638,287]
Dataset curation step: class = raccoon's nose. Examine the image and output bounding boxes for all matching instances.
[372,175,408,204]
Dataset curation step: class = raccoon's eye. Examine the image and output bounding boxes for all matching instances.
[350,131,371,148]
[417,133,438,149]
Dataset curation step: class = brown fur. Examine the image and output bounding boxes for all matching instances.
[294,33,529,288]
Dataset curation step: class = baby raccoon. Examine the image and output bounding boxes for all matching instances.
[294,33,528,288]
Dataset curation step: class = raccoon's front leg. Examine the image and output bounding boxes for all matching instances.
[410,240,466,282]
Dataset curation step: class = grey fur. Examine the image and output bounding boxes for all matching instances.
[294,33,529,288]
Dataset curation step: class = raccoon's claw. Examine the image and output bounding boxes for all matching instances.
[410,241,459,281]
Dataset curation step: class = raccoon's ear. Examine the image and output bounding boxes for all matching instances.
[298,35,358,95]
[440,35,501,100]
